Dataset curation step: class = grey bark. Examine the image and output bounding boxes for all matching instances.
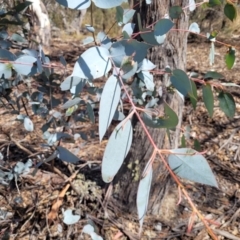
[111,0,189,233]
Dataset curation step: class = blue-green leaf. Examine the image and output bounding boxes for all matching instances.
[102,119,133,183]
[99,75,121,141]
[72,46,111,80]
[168,148,218,187]
[137,165,152,234]
[170,69,192,96]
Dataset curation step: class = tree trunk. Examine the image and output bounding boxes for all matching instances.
[111,0,189,235]
[28,0,51,54]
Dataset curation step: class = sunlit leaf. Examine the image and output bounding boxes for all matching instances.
[209,42,215,66]
[225,47,235,69]
[137,165,152,234]
[102,120,133,183]
[72,46,111,80]
[189,0,196,11]
[99,75,121,141]
[168,148,218,187]
[63,209,80,225]
[188,22,200,34]
[24,117,34,132]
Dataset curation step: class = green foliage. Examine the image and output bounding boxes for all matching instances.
[202,84,214,117]
[169,6,183,19]
[218,91,236,118]
[225,47,236,69]
[224,3,237,21]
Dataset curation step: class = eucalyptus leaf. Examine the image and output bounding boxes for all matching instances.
[168,148,218,187]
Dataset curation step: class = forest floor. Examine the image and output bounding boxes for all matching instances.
[0,35,240,240]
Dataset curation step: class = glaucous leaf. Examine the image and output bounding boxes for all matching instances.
[56,0,91,9]
[24,117,34,132]
[169,6,183,19]
[168,148,218,187]
[72,46,111,80]
[99,75,121,141]
[57,146,79,163]
[188,22,200,33]
[102,119,133,183]
[137,165,152,234]
[13,55,37,76]
[63,209,80,225]
[142,103,178,129]
[170,69,192,97]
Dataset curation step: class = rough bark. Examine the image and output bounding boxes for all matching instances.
[112,0,189,231]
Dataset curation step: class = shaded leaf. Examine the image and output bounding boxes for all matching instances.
[189,80,197,109]
[142,103,178,129]
[224,3,237,21]
[194,139,201,151]
[218,91,235,118]
[140,28,159,46]
[57,146,79,163]
[154,19,174,36]
[204,71,224,79]
[87,102,95,124]
[169,6,183,19]
[202,84,214,117]
[170,69,192,96]
[110,40,149,67]
[121,57,138,80]
[62,98,81,109]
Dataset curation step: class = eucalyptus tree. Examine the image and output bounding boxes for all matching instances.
[113,0,189,227]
